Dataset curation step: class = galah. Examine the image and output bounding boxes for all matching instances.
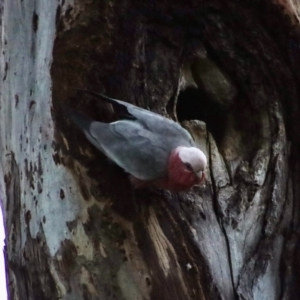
[67,90,207,191]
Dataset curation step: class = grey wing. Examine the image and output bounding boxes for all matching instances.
[79,90,194,147]
[115,101,195,147]
[86,120,170,181]
[126,105,195,147]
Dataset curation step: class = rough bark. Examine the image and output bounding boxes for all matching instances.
[1,0,300,299]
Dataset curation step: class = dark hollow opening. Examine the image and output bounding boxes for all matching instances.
[176,88,229,143]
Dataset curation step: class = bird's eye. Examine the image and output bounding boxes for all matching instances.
[184,163,193,172]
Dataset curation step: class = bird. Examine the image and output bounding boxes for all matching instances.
[66,90,207,191]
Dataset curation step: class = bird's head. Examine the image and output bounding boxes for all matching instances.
[167,146,207,190]
[177,146,207,182]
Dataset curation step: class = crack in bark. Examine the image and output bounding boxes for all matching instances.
[207,134,238,299]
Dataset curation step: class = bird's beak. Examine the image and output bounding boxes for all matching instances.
[196,171,205,184]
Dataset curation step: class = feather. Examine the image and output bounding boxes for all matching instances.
[66,90,207,190]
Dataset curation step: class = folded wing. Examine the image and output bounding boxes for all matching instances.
[67,108,170,180]
[77,90,195,148]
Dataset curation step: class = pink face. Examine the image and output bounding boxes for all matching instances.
[166,148,206,191]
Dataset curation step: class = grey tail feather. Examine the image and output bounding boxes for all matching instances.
[75,89,118,105]
[75,89,136,120]
[63,106,92,132]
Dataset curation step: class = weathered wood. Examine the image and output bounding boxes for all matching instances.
[1,0,300,299]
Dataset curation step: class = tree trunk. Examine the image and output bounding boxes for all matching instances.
[1,0,300,299]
